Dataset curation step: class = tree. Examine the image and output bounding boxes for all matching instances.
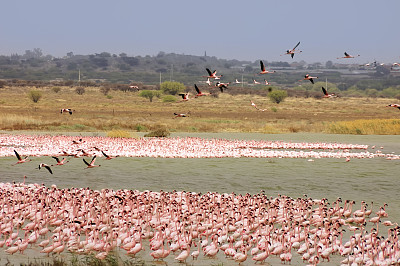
[160,81,185,95]
[28,90,42,103]
[268,90,288,104]
[139,90,161,102]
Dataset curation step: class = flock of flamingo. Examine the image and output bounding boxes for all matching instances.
[0,181,399,265]
[1,43,399,265]
[171,42,400,114]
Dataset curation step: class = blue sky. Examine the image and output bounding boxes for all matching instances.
[1,0,399,64]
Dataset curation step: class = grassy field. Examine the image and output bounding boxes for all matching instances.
[0,85,399,134]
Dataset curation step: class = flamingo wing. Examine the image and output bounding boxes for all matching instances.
[52,156,60,163]
[44,165,53,174]
[90,155,97,164]
[101,151,109,158]
[83,158,90,166]
[206,68,212,76]
[260,60,265,72]
[322,87,328,95]
[14,150,21,160]
[293,41,300,50]
[344,52,350,57]
[309,78,314,84]
[194,84,200,94]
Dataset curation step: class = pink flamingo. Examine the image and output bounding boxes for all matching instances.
[83,155,101,168]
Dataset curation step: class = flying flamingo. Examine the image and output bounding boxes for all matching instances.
[264,79,270,85]
[235,79,242,84]
[299,74,318,84]
[387,104,400,110]
[250,100,267,111]
[337,52,360,59]
[205,78,212,86]
[174,112,190,118]
[204,68,223,79]
[282,41,302,58]
[259,60,276,74]
[322,87,337,98]
[13,150,31,165]
[253,79,261,85]
[101,150,119,160]
[60,108,75,115]
[194,84,211,97]
[83,155,101,168]
[51,156,69,166]
[37,163,53,174]
[178,93,190,101]
[216,82,229,92]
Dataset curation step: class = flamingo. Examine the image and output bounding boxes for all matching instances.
[259,60,276,74]
[178,93,190,101]
[250,100,267,111]
[51,156,69,166]
[322,87,337,98]
[204,68,223,79]
[101,150,119,160]
[205,78,212,86]
[387,104,400,110]
[253,79,261,85]
[337,52,360,59]
[83,155,101,168]
[37,163,53,174]
[216,82,229,92]
[174,112,190,118]
[194,84,211,97]
[299,74,318,84]
[264,79,270,85]
[13,150,31,165]
[60,108,74,115]
[282,41,302,58]
[235,79,242,84]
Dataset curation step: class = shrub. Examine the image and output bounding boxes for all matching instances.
[160,81,185,95]
[162,95,177,102]
[139,90,161,102]
[106,129,131,138]
[28,90,43,103]
[144,125,170,137]
[268,90,288,104]
[52,86,61,93]
[75,87,85,95]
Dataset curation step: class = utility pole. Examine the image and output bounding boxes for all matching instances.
[78,69,81,83]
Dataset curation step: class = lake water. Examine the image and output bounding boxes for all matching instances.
[0,133,399,265]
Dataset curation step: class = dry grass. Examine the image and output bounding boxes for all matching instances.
[0,85,399,134]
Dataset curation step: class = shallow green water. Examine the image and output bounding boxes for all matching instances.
[1,133,399,265]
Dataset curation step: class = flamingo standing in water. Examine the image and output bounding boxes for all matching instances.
[259,60,276,74]
[299,74,318,84]
[83,155,101,168]
[337,52,360,59]
[13,150,31,165]
[282,41,302,58]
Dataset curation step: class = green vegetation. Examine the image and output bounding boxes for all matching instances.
[139,90,161,102]
[160,81,185,95]
[28,90,43,103]
[268,90,287,104]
